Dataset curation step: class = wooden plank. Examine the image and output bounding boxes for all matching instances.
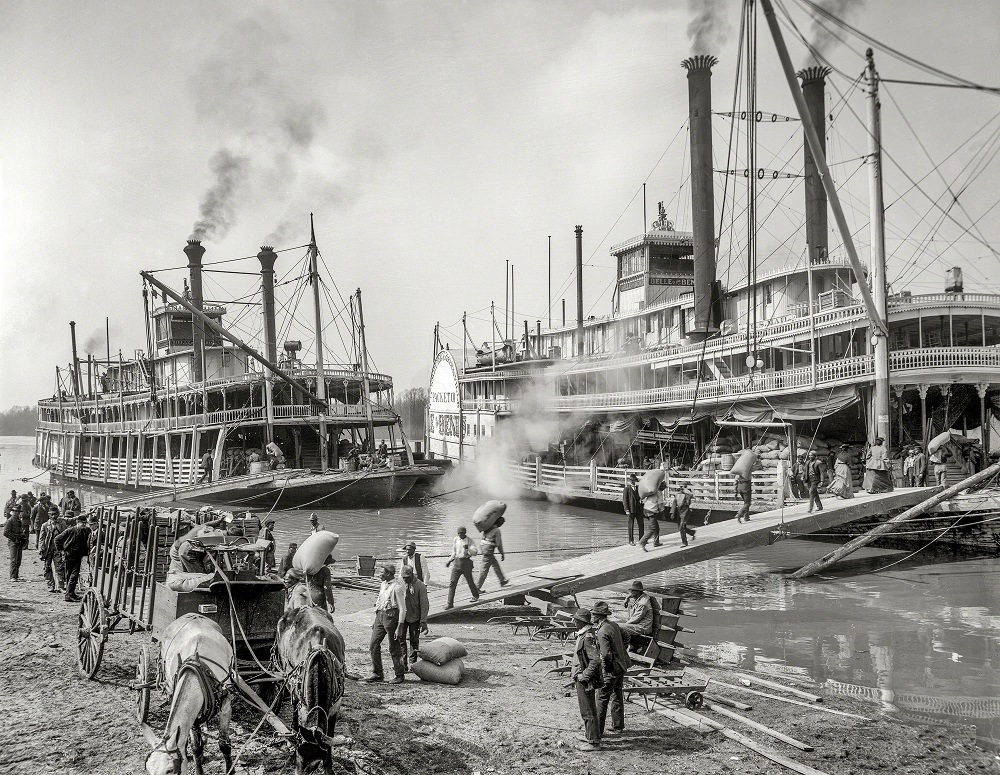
[705,693,752,710]
[704,701,814,751]
[719,728,830,775]
[710,680,870,721]
[728,674,823,703]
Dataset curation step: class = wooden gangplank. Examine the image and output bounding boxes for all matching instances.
[96,469,310,509]
[411,487,932,621]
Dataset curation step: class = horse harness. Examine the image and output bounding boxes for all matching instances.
[277,643,344,735]
[147,655,232,761]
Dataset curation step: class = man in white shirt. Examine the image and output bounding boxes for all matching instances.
[309,513,323,534]
[444,526,479,610]
[363,565,407,684]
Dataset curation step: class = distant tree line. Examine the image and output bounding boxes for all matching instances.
[0,405,36,435]
[395,388,427,443]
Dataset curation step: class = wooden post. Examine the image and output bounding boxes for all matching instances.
[589,458,598,493]
[790,460,1000,578]
[918,384,929,447]
[776,460,786,507]
[535,456,542,487]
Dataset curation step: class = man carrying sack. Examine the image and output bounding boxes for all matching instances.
[570,608,603,752]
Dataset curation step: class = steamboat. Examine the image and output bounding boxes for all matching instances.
[428,33,1000,513]
[34,221,438,508]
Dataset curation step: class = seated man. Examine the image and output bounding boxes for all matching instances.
[617,580,653,650]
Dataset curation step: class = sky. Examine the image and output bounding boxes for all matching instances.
[2,0,1000,409]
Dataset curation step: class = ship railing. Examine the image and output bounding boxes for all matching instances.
[506,460,783,504]
[888,292,1000,309]
[460,399,512,412]
[889,346,1000,370]
[272,403,395,419]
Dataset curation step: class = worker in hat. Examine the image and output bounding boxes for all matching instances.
[621,473,643,546]
[39,507,66,593]
[396,565,429,668]
[364,564,406,684]
[309,513,323,534]
[569,608,603,751]
[618,580,654,649]
[672,483,696,547]
[400,541,429,583]
[259,517,277,572]
[59,489,82,517]
[591,600,628,736]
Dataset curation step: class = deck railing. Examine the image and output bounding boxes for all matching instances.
[506,460,784,505]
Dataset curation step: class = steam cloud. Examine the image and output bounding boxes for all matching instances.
[687,0,729,55]
[187,13,364,243]
[809,0,866,62]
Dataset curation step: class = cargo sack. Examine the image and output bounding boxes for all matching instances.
[419,636,468,666]
[637,468,665,498]
[473,500,507,532]
[411,657,465,685]
[293,531,340,574]
[730,450,758,479]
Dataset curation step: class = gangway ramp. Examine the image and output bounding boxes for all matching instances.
[94,469,310,509]
[413,487,933,621]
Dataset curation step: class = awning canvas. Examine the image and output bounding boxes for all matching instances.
[726,385,859,423]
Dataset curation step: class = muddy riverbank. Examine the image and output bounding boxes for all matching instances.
[1,543,997,775]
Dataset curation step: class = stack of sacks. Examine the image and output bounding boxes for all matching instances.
[701,436,741,471]
[411,637,467,685]
[724,433,863,481]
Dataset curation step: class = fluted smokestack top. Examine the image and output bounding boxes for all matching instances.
[796,65,831,85]
[681,54,718,73]
[257,245,277,272]
[184,239,206,267]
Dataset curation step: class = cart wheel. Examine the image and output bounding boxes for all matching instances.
[77,588,107,679]
[136,645,153,723]
[685,691,704,710]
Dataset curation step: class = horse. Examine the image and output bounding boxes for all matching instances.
[144,614,234,775]
[273,606,348,775]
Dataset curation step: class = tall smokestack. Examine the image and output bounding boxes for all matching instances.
[681,54,719,339]
[69,321,81,396]
[257,246,278,363]
[797,66,831,265]
[184,239,207,382]
[575,225,584,356]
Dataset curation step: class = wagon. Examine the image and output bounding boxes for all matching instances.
[77,504,289,728]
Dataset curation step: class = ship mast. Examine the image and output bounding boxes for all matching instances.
[354,288,376,454]
[866,48,891,444]
[309,214,330,473]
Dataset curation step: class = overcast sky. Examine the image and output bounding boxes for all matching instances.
[2,0,999,410]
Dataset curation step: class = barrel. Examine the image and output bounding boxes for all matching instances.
[720,453,736,471]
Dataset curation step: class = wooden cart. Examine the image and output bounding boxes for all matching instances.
[76,504,287,728]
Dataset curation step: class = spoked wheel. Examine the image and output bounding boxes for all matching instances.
[135,644,153,723]
[77,588,107,679]
[685,690,705,710]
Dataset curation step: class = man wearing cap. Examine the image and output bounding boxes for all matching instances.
[38,507,66,593]
[364,564,407,684]
[806,450,825,513]
[279,542,298,578]
[672,484,697,547]
[591,600,628,736]
[622,473,643,546]
[3,504,28,581]
[3,490,17,522]
[259,517,277,572]
[400,541,429,583]
[396,565,429,668]
[308,513,323,534]
[618,580,654,649]
[59,489,82,517]
[444,526,479,610]
[570,608,603,751]
[31,494,52,549]
[55,514,92,602]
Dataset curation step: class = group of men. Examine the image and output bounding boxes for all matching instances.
[3,489,91,601]
[621,474,696,550]
[570,580,657,751]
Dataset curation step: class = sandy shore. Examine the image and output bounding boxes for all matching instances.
[0,544,996,775]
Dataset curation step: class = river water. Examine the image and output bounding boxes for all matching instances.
[3,435,998,751]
